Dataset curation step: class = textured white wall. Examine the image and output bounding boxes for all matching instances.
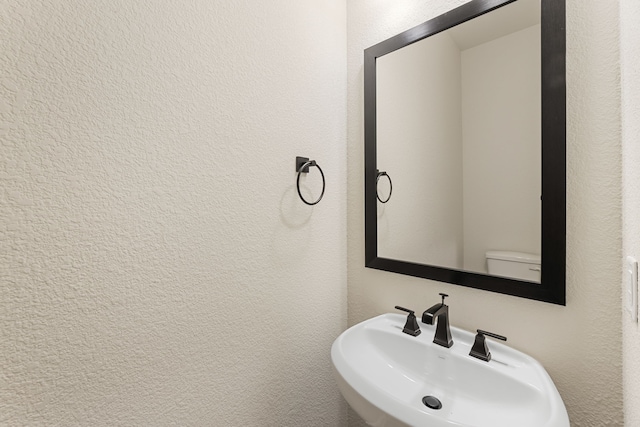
[0,1,348,426]
[620,0,640,424]
[347,0,622,426]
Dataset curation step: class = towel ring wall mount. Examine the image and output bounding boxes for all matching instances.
[376,170,392,203]
[296,156,325,205]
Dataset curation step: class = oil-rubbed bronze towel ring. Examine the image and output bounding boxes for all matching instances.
[376,170,392,203]
[296,156,325,206]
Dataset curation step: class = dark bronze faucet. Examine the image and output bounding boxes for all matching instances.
[422,293,453,348]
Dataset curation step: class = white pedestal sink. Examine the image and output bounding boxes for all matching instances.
[331,313,569,427]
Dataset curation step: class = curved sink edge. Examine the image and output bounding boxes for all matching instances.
[332,313,570,427]
[332,362,412,427]
[331,343,427,427]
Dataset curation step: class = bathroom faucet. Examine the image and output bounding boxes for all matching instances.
[422,293,453,348]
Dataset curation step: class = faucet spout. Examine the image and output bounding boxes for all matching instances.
[422,293,453,348]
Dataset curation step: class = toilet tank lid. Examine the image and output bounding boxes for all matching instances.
[485,251,541,264]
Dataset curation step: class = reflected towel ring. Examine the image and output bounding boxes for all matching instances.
[296,156,325,206]
[376,170,392,203]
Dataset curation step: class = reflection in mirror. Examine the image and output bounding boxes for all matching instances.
[364,0,566,304]
[376,0,541,279]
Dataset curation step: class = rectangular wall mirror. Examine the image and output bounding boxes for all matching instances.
[364,0,566,304]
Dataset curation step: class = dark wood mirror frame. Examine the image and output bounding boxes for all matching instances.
[364,0,566,304]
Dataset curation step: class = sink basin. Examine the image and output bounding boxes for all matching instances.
[331,313,569,427]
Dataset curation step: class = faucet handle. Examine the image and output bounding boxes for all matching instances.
[394,306,421,337]
[469,329,507,362]
[439,293,449,304]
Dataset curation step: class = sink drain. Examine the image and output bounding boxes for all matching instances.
[422,395,442,410]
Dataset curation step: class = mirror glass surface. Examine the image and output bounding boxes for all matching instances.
[377,0,540,278]
[364,0,566,304]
